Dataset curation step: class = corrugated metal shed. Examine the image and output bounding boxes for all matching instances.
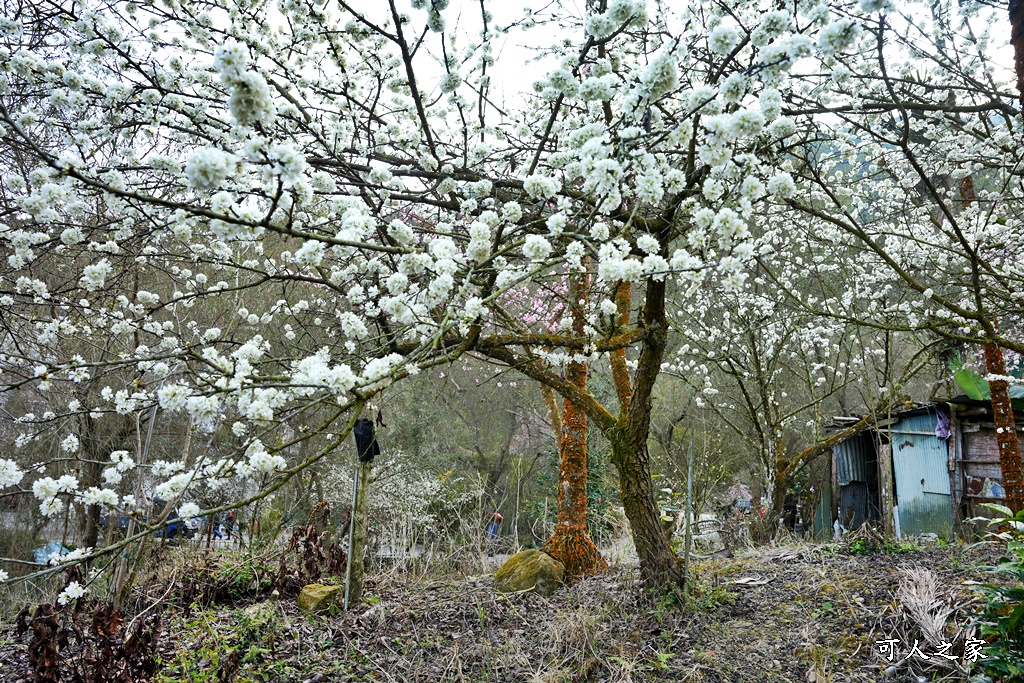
[813,483,832,541]
[833,434,879,530]
[890,413,953,537]
[835,435,873,485]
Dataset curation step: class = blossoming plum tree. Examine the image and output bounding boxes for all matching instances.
[769,1,1024,510]
[0,0,1019,597]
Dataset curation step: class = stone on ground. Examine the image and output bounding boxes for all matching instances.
[494,549,564,596]
[297,583,343,613]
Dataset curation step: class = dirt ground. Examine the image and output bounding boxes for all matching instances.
[0,540,1005,682]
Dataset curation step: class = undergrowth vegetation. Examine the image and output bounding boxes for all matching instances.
[967,506,1024,683]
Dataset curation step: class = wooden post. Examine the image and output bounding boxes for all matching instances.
[682,430,694,584]
[829,451,839,532]
[344,458,373,608]
[947,406,964,531]
[878,443,895,537]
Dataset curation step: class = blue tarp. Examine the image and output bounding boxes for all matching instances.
[33,541,70,565]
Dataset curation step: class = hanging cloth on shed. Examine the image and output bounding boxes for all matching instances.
[353,417,380,462]
[935,407,951,440]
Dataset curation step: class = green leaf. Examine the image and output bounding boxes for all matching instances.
[955,368,990,400]
[982,503,1015,517]
[1009,605,1024,632]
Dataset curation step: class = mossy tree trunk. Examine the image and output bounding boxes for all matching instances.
[608,277,685,590]
[543,265,606,578]
[985,343,1024,513]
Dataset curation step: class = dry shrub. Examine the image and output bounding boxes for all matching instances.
[15,599,162,683]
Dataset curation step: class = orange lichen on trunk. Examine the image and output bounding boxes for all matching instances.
[543,263,607,578]
[984,342,1024,513]
[960,176,1023,513]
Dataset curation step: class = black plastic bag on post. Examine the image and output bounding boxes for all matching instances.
[353,418,379,462]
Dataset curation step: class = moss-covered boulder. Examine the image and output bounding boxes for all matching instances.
[297,583,343,614]
[494,549,564,596]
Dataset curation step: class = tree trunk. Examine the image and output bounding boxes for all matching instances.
[984,343,1024,513]
[542,368,605,577]
[611,432,684,589]
[961,176,1024,513]
[612,273,685,591]
[1011,0,1024,113]
[765,473,786,532]
[543,266,606,578]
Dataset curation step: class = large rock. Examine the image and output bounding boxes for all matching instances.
[297,583,343,614]
[494,549,564,596]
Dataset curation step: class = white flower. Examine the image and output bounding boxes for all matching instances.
[387,219,415,245]
[463,297,486,320]
[767,172,797,198]
[709,24,740,55]
[501,202,523,223]
[178,502,201,519]
[636,174,664,205]
[817,18,861,56]
[759,88,782,121]
[339,312,368,338]
[732,109,765,137]
[213,40,248,81]
[158,384,189,411]
[151,460,185,477]
[768,117,797,139]
[440,71,461,93]
[523,175,560,200]
[40,497,65,517]
[33,477,59,501]
[57,581,87,605]
[61,434,79,452]
[523,234,552,261]
[0,569,8,582]
[640,49,678,101]
[429,237,458,261]
[740,177,765,199]
[56,475,79,493]
[386,272,409,293]
[61,227,84,245]
[636,234,660,254]
[294,239,325,267]
[268,142,306,184]
[185,148,233,190]
[751,11,793,47]
[227,70,276,126]
[546,213,567,236]
[0,459,24,488]
[859,0,890,13]
[245,439,287,474]
[185,395,221,431]
[79,259,112,291]
[600,299,618,316]
[82,487,119,507]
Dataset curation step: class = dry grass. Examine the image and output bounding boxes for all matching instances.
[1,537,998,682]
